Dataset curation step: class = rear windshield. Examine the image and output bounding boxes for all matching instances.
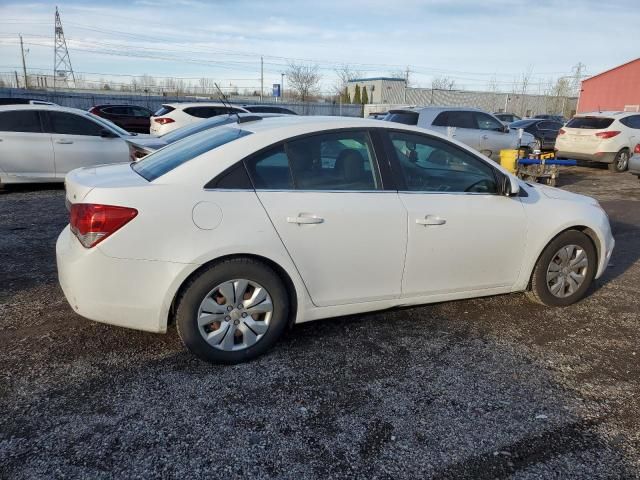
[160,115,235,144]
[154,105,175,116]
[132,126,251,181]
[384,111,418,125]
[566,117,614,129]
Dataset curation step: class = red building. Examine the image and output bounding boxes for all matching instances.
[577,58,640,113]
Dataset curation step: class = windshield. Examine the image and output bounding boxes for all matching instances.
[88,113,131,136]
[160,115,235,144]
[384,111,419,125]
[510,120,536,128]
[132,126,251,181]
[566,117,614,129]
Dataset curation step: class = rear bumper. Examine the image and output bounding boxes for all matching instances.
[56,226,191,333]
[555,150,617,164]
[629,154,640,175]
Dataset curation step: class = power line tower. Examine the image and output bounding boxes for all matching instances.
[53,6,76,90]
[571,62,586,97]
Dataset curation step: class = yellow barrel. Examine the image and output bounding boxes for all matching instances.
[499,149,518,173]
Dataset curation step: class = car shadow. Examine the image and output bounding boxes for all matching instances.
[0,183,65,195]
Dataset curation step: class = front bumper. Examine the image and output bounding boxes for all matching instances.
[555,150,617,164]
[56,226,191,333]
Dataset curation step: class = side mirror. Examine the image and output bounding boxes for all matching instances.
[499,172,520,196]
[502,124,510,133]
[100,129,117,138]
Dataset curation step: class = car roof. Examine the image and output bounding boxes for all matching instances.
[391,106,488,114]
[575,111,631,117]
[162,102,248,109]
[0,104,92,115]
[93,104,149,108]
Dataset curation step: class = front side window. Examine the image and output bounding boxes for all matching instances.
[47,112,103,136]
[0,110,42,133]
[475,112,503,131]
[388,131,498,194]
[245,131,380,191]
[133,126,251,181]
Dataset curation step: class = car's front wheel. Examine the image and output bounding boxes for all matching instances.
[176,258,289,364]
[608,148,629,172]
[527,230,597,307]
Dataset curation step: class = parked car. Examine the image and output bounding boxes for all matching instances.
[509,119,564,150]
[628,143,640,178]
[128,113,287,157]
[494,112,521,124]
[89,104,153,133]
[0,105,143,184]
[555,111,640,172]
[243,105,297,115]
[534,114,566,124]
[367,112,388,120]
[57,116,614,364]
[150,103,249,136]
[384,107,536,161]
[0,97,57,106]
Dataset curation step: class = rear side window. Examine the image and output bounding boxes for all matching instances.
[246,146,292,189]
[619,115,640,129]
[432,111,476,129]
[0,110,42,133]
[384,111,418,125]
[133,126,251,181]
[566,117,614,129]
[154,106,175,116]
[47,112,103,136]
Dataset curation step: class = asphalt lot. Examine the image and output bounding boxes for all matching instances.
[1,166,639,479]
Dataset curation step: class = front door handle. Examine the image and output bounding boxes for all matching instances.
[287,214,324,225]
[55,139,73,144]
[482,134,489,139]
[416,215,446,226]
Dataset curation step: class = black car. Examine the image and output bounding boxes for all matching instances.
[243,105,298,115]
[533,114,566,124]
[494,112,521,124]
[509,119,564,150]
[89,104,153,133]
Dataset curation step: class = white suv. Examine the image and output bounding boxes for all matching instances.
[555,111,640,172]
[384,107,536,162]
[150,103,249,135]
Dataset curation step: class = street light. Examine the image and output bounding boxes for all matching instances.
[281,73,285,101]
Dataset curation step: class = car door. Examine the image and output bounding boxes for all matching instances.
[620,115,640,149]
[475,111,512,161]
[430,110,481,151]
[383,129,527,297]
[245,129,407,307]
[0,109,55,180]
[130,106,152,133]
[44,111,129,177]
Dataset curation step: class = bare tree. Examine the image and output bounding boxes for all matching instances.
[431,76,456,90]
[333,64,362,96]
[199,77,216,96]
[286,63,321,102]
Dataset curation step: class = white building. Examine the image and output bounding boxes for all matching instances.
[346,77,407,105]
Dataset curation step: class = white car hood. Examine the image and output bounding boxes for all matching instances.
[524,181,599,206]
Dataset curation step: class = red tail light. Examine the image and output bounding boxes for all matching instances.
[153,117,174,125]
[634,144,640,154]
[70,204,138,248]
[557,128,566,136]
[88,107,101,116]
[595,131,620,139]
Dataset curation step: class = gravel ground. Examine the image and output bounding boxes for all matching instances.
[1,167,639,479]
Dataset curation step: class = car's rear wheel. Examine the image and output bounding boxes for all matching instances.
[608,149,629,172]
[527,230,596,307]
[176,258,289,364]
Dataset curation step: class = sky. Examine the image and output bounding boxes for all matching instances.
[0,0,638,94]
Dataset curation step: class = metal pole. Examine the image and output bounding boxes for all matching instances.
[281,73,285,101]
[19,35,28,89]
[14,71,19,88]
[260,56,264,102]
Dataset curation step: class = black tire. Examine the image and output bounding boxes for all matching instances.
[526,230,597,307]
[608,149,629,172]
[175,257,289,364]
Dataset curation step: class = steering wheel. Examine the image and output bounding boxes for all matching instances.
[465,179,494,193]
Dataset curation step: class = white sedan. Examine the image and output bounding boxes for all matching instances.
[56,116,615,364]
[0,105,142,184]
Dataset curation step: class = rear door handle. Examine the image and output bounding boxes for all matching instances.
[482,134,489,139]
[416,215,446,226]
[287,214,324,225]
[55,139,73,144]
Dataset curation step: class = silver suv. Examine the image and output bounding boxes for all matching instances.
[383,107,536,162]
